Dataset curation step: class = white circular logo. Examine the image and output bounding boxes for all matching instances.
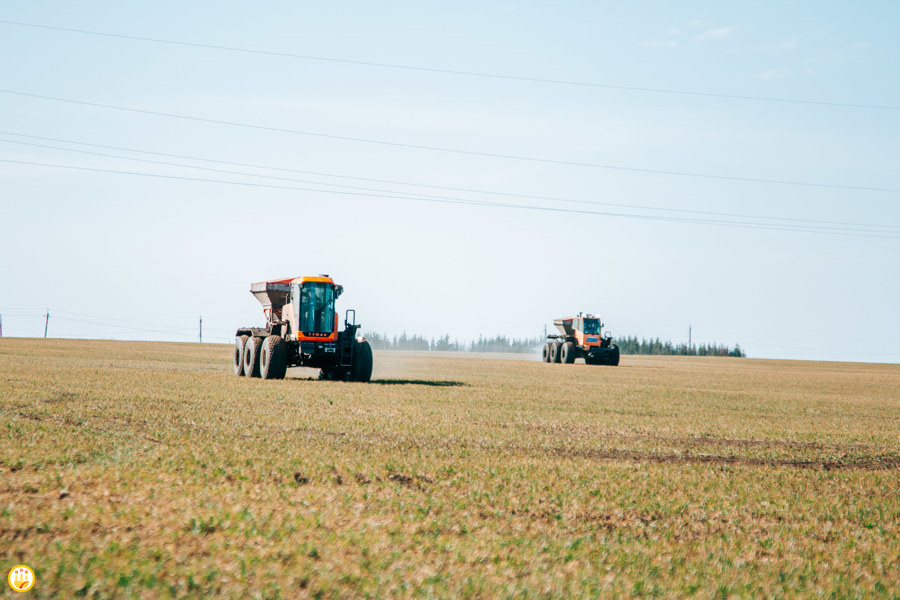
[8,565,35,592]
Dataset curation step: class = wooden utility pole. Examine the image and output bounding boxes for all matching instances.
[199,316,203,343]
[44,310,50,338]
[688,324,692,349]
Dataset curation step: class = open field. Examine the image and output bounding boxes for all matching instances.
[1,339,899,598]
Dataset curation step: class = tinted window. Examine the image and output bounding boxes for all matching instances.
[297,283,335,333]
[583,319,601,335]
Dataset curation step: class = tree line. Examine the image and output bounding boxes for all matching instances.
[365,332,543,353]
[364,332,745,357]
[614,335,745,357]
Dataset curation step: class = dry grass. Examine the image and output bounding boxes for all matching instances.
[1,339,899,599]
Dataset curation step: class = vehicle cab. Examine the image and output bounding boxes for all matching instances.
[574,314,605,347]
[288,276,343,341]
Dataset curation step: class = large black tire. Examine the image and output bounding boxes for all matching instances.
[608,345,620,367]
[348,340,373,382]
[550,342,562,363]
[260,335,288,380]
[590,346,620,366]
[541,342,553,362]
[561,341,577,364]
[234,335,249,376]
[243,336,264,378]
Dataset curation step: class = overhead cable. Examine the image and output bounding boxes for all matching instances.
[3,158,898,239]
[2,89,897,194]
[0,19,896,111]
[2,134,898,233]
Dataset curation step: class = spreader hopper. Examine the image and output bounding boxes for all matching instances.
[249,280,291,312]
[553,318,575,336]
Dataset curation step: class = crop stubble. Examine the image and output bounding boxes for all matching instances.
[1,339,899,598]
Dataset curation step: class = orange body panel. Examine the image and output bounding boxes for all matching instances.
[260,275,336,286]
[294,276,335,286]
[296,313,339,343]
[576,331,602,347]
[572,317,603,347]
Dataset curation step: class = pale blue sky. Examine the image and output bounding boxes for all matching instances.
[1,1,898,362]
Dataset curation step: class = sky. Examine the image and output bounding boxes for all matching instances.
[1,1,898,362]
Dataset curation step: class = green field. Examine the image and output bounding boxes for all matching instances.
[1,339,899,598]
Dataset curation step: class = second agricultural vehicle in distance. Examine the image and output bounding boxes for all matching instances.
[234,275,373,382]
[543,313,620,366]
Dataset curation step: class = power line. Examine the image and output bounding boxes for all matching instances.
[3,307,241,340]
[52,309,202,331]
[53,316,200,337]
[2,89,898,194]
[3,157,898,239]
[3,134,898,234]
[1,19,896,111]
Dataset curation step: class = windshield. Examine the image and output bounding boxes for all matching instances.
[583,319,602,335]
[295,282,335,333]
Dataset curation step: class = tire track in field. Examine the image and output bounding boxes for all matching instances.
[8,409,899,472]
[283,428,900,471]
[546,447,900,471]
[486,421,874,452]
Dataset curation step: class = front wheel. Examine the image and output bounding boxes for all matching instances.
[542,343,552,363]
[608,345,620,367]
[348,340,373,382]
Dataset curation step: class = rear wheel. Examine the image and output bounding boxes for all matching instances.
[260,335,287,380]
[234,335,249,376]
[542,343,552,362]
[243,336,264,378]
[550,342,562,363]
[348,340,374,382]
[561,341,576,364]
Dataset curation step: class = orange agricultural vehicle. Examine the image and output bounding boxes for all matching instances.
[234,275,373,381]
[542,313,620,366]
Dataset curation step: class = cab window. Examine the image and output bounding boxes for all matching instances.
[583,319,601,335]
[295,282,335,333]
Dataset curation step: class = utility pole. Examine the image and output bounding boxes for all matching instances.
[688,324,692,349]
[44,309,50,338]
[199,316,203,343]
